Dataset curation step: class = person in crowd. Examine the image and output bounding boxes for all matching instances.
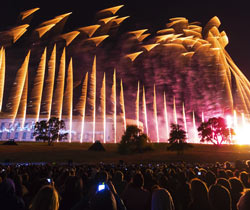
[144,169,157,192]
[237,190,250,210]
[122,171,151,210]
[89,189,117,210]
[205,170,216,188]
[208,184,232,210]
[175,170,191,210]
[1,161,250,210]
[59,176,83,210]
[239,171,250,188]
[0,177,25,210]
[188,178,210,210]
[229,177,244,210]
[112,170,127,196]
[30,185,59,210]
[216,178,231,192]
[151,187,175,210]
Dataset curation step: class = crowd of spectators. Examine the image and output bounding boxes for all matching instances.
[1,159,250,210]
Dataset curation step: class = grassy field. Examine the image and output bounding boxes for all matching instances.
[0,142,250,164]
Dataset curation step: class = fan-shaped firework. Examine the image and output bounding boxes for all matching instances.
[0,5,249,143]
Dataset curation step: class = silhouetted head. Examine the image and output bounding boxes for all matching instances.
[237,190,250,210]
[113,171,124,182]
[205,170,216,188]
[96,170,109,183]
[218,169,227,179]
[226,170,233,178]
[190,178,209,202]
[239,171,249,187]
[30,185,59,210]
[151,188,175,210]
[64,176,83,195]
[90,189,117,210]
[0,178,15,196]
[224,161,232,169]
[209,184,232,210]
[229,177,244,195]
[132,172,144,188]
[216,178,231,192]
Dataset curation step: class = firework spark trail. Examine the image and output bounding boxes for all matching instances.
[11,25,30,43]
[202,111,205,123]
[142,43,159,52]
[124,51,143,62]
[87,35,109,47]
[154,84,159,143]
[234,76,249,114]
[136,81,140,128]
[19,72,28,129]
[90,56,96,143]
[142,86,148,136]
[120,79,126,131]
[138,33,150,42]
[39,12,72,27]
[77,25,100,37]
[98,16,118,25]
[0,47,5,112]
[113,16,130,25]
[111,69,117,143]
[64,58,73,142]
[173,96,177,125]
[192,111,197,143]
[60,31,80,46]
[225,51,250,112]
[19,8,40,21]
[128,29,148,39]
[35,24,55,38]
[100,73,106,143]
[97,5,124,15]
[43,44,56,120]
[8,51,30,124]
[182,102,188,138]
[30,47,46,122]
[233,74,250,111]
[216,42,234,112]
[76,72,88,143]
[163,92,169,140]
[39,17,63,26]
[53,48,65,121]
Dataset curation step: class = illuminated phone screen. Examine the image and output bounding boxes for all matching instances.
[98,183,105,191]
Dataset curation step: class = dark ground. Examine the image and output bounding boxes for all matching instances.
[0,142,250,164]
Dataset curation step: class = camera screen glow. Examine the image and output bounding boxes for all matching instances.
[98,184,105,191]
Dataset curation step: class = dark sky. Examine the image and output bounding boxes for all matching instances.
[1,0,250,79]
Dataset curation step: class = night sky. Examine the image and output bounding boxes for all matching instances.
[1,0,249,79]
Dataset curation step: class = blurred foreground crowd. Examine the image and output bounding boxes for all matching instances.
[1,160,250,210]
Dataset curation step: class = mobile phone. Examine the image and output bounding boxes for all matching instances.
[97,182,106,192]
[47,178,52,183]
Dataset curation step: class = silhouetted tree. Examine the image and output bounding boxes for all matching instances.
[168,123,192,154]
[118,125,152,154]
[34,117,68,145]
[197,117,235,145]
